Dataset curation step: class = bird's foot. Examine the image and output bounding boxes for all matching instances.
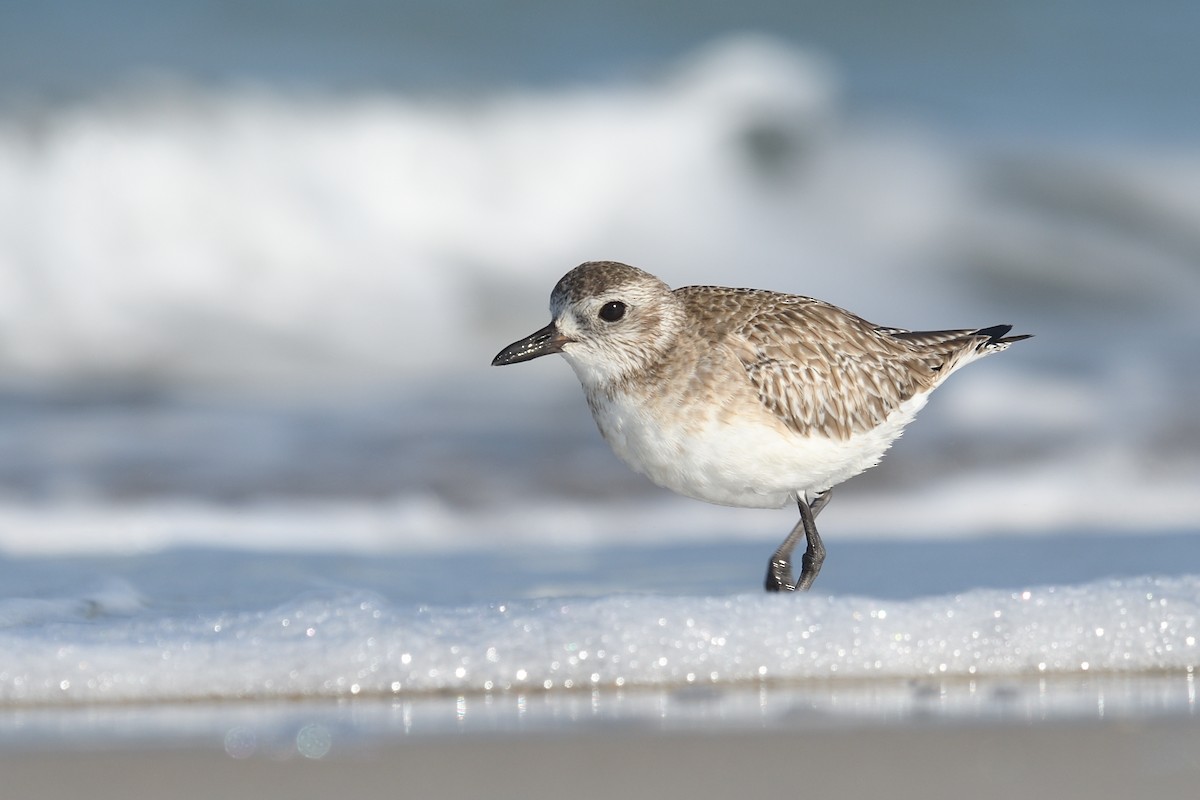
[794,549,823,592]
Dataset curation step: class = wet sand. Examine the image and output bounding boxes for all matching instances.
[3,674,1199,800]
[6,716,1200,800]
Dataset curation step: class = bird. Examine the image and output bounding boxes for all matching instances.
[491,261,1030,592]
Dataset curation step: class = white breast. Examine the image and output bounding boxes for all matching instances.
[587,388,931,509]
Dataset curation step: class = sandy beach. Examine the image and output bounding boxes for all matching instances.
[6,711,1200,800]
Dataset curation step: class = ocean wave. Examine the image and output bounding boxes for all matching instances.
[0,35,838,384]
[1,34,1194,389]
[0,575,1195,706]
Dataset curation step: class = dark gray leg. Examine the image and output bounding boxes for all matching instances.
[793,497,827,591]
[764,491,830,593]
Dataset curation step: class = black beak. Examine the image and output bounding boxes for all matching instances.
[491,321,569,366]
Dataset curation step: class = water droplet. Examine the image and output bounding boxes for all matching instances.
[296,724,332,759]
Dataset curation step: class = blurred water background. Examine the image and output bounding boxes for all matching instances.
[0,0,1198,719]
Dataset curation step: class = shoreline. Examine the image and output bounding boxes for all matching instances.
[2,672,1194,746]
[0,667,1195,712]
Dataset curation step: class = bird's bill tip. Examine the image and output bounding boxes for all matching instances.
[491,321,569,366]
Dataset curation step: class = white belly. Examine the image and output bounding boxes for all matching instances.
[588,390,930,509]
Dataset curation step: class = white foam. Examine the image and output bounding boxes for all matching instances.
[1,576,1195,705]
[0,34,1015,387]
[0,36,833,384]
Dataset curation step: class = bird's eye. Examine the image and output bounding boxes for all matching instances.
[598,301,626,322]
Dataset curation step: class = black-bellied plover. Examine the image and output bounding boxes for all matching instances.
[492,261,1030,592]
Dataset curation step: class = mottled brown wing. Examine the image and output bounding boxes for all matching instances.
[681,287,940,440]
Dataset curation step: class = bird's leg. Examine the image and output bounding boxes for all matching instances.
[809,488,832,519]
[765,516,804,592]
[765,492,829,593]
[793,497,826,591]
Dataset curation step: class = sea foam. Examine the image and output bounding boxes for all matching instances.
[0,575,1195,705]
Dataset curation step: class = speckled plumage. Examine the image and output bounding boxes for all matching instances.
[493,260,1030,591]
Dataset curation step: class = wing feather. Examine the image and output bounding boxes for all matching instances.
[678,287,942,439]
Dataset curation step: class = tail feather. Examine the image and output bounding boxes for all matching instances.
[883,327,975,347]
[884,324,1031,379]
[971,324,1033,351]
[883,325,1032,350]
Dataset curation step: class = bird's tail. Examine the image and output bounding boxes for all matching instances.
[885,324,1032,351]
[883,323,1031,380]
[970,324,1033,352]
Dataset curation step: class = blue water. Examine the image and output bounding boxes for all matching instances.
[4,532,1199,612]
